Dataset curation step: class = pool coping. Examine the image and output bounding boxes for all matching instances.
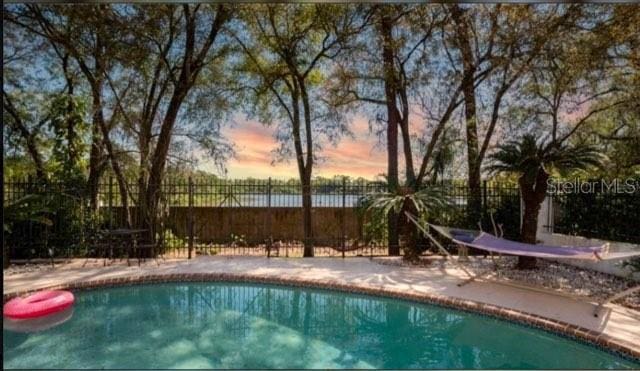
[3,272,640,363]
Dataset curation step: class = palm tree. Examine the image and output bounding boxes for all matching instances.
[361,187,451,262]
[487,134,601,269]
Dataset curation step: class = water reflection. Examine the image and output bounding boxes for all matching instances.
[3,307,74,333]
[4,283,639,369]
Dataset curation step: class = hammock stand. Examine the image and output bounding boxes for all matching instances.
[405,212,640,317]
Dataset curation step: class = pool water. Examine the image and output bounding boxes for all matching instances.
[3,282,639,369]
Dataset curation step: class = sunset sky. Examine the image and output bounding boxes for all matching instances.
[199,115,389,180]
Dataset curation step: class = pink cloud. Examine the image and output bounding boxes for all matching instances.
[199,115,388,179]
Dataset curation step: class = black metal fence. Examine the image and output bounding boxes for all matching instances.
[4,177,524,260]
[4,178,92,260]
[550,180,640,245]
[6,176,638,262]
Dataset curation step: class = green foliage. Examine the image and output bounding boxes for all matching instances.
[3,182,102,260]
[53,193,100,255]
[3,194,53,233]
[487,134,603,182]
[159,229,186,250]
[235,4,364,165]
[355,196,387,246]
[47,94,88,187]
[3,92,97,259]
[581,103,640,179]
[429,131,458,183]
[355,180,522,246]
[230,233,247,246]
[361,187,452,220]
[359,187,452,260]
[3,156,37,179]
[3,4,639,264]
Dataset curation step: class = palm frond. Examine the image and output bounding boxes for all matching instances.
[360,186,452,218]
[487,134,602,179]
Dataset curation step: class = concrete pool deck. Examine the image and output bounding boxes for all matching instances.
[3,256,640,359]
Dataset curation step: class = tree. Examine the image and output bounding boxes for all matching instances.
[6,4,234,236]
[98,4,234,237]
[234,4,369,257]
[584,102,640,178]
[362,187,450,262]
[328,4,452,255]
[485,6,633,268]
[133,4,232,238]
[5,5,119,210]
[487,134,601,268]
[376,7,403,255]
[579,5,640,178]
[3,91,47,182]
[445,4,583,226]
[3,20,54,182]
[47,94,88,188]
[4,15,97,188]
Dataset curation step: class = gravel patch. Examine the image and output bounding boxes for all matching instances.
[376,256,640,310]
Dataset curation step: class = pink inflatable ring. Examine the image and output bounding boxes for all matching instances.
[4,290,75,319]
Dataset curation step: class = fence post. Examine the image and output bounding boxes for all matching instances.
[108,176,113,230]
[342,177,346,258]
[482,180,488,225]
[27,175,34,250]
[267,177,272,258]
[188,177,194,259]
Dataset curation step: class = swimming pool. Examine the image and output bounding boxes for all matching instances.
[3,282,639,369]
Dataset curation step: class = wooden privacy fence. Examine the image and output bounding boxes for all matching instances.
[108,206,365,257]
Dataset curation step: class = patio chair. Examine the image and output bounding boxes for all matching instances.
[136,231,164,266]
[82,232,110,267]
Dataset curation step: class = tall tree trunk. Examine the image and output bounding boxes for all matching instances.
[517,169,549,269]
[380,11,400,256]
[135,5,229,252]
[468,164,482,226]
[26,137,46,182]
[520,200,540,244]
[86,99,105,211]
[452,5,483,227]
[399,189,420,262]
[302,172,314,257]
[137,171,148,234]
[299,79,315,258]
[137,113,152,235]
[398,90,416,187]
[141,1,227,240]
[386,112,400,255]
[94,92,131,228]
[399,114,416,186]
[144,89,188,246]
[61,54,81,173]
